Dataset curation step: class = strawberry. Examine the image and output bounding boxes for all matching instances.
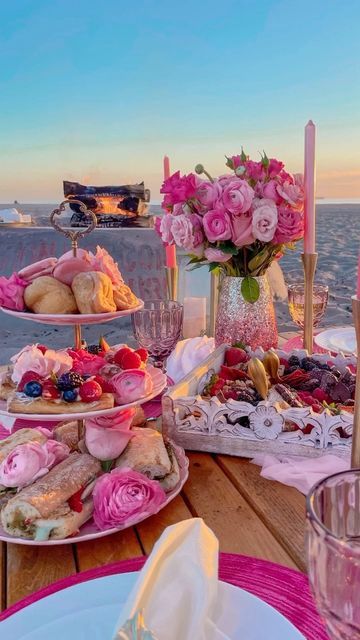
[120,351,142,370]
[222,389,238,400]
[312,388,330,403]
[225,347,248,367]
[135,348,148,363]
[113,347,132,366]
[209,379,225,396]
[219,365,248,381]
[68,487,83,513]
[311,403,323,413]
[93,375,115,393]
[37,344,48,355]
[79,380,102,402]
[42,380,61,400]
[18,371,43,392]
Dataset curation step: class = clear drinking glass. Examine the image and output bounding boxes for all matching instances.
[306,469,360,639]
[132,300,183,368]
[288,283,329,329]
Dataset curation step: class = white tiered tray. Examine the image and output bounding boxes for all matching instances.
[0,301,144,326]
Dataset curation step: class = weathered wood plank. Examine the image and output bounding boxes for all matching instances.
[76,528,143,572]
[136,495,192,555]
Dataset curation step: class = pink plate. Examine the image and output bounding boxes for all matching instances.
[0,365,167,422]
[0,441,188,546]
[0,300,144,326]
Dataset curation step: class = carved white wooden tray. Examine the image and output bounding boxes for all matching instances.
[162,344,356,459]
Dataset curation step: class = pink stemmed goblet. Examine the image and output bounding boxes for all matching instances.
[132,299,183,369]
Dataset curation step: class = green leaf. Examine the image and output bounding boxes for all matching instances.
[209,262,221,273]
[232,340,246,349]
[241,276,260,303]
[101,459,115,472]
[248,248,271,272]
[187,262,205,272]
[240,147,247,162]
[261,150,270,168]
[218,242,239,255]
[187,256,203,265]
[225,155,234,170]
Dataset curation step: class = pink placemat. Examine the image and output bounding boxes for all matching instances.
[0,552,329,639]
[281,334,328,354]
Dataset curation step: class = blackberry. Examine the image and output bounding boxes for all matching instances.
[284,365,298,375]
[287,355,300,368]
[87,345,102,355]
[301,358,316,371]
[317,363,332,371]
[57,372,84,391]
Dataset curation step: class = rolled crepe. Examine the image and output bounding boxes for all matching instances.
[0,428,48,463]
[1,452,101,540]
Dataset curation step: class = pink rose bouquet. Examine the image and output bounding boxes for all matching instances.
[93,467,166,529]
[0,439,69,489]
[157,150,304,302]
[85,408,136,461]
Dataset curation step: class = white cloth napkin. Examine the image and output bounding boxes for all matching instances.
[113,518,229,640]
[251,453,350,494]
[166,336,215,384]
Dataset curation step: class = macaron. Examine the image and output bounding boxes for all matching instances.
[53,257,92,286]
[18,257,58,282]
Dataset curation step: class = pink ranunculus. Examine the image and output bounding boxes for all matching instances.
[159,213,175,244]
[274,205,304,243]
[85,408,136,461]
[11,345,73,384]
[111,369,153,404]
[222,179,254,215]
[204,247,232,263]
[171,214,204,251]
[160,171,198,206]
[268,158,284,178]
[0,439,69,489]
[251,198,278,242]
[203,206,232,243]
[68,349,106,376]
[88,246,123,286]
[196,180,222,209]
[93,468,166,530]
[0,273,28,311]
[231,214,254,247]
[244,160,266,181]
[276,180,304,209]
[256,179,282,205]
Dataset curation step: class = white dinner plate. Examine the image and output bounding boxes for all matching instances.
[1,571,304,639]
[0,442,188,545]
[314,326,356,355]
[0,365,166,421]
[0,300,144,326]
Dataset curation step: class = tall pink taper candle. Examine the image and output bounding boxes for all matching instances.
[163,155,177,269]
[304,120,316,253]
[357,254,360,300]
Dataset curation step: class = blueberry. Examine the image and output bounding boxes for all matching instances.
[23,381,43,397]
[63,389,78,402]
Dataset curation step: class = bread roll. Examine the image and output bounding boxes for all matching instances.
[72,271,116,314]
[24,276,78,314]
[113,283,139,310]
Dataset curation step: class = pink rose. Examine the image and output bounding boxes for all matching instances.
[172,203,192,216]
[245,161,266,181]
[222,180,254,215]
[0,439,69,489]
[274,205,304,243]
[268,158,284,178]
[111,369,153,404]
[88,246,123,286]
[230,155,244,169]
[93,468,166,529]
[217,174,234,186]
[11,345,73,384]
[0,273,28,311]
[256,179,282,205]
[171,214,204,251]
[251,199,278,242]
[203,206,232,243]
[196,180,222,209]
[204,247,232,263]
[231,215,254,247]
[68,349,106,376]
[160,171,198,206]
[159,214,175,244]
[85,408,136,461]
[276,180,304,209]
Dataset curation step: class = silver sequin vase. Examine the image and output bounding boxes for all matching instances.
[215,275,278,350]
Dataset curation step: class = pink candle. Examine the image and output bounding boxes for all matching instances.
[163,155,177,268]
[357,254,360,299]
[304,120,316,254]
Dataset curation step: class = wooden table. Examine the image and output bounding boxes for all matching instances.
[0,332,307,612]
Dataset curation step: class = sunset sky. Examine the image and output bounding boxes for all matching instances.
[0,0,359,202]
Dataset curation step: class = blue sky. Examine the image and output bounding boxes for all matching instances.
[0,0,359,201]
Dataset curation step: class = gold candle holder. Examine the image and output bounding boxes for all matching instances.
[165,266,179,301]
[351,295,360,468]
[301,252,318,353]
[209,271,219,337]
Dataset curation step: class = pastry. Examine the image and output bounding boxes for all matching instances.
[7,392,114,415]
[0,428,49,463]
[24,276,78,314]
[72,271,116,314]
[53,256,92,286]
[113,283,139,310]
[0,367,16,400]
[18,257,58,283]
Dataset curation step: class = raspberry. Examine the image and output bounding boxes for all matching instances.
[37,344,48,355]
[113,347,132,366]
[57,372,84,391]
[223,389,238,400]
[120,351,142,370]
[42,380,61,400]
[135,348,148,362]
[79,380,102,402]
[93,375,115,393]
[313,388,329,403]
[18,371,43,392]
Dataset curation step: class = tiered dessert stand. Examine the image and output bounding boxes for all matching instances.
[0,200,189,545]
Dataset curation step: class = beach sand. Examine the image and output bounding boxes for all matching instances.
[0,202,358,364]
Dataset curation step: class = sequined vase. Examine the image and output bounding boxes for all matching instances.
[215,275,278,350]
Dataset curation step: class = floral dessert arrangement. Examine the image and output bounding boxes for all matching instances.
[0,246,139,315]
[156,151,304,302]
[0,421,183,540]
[0,340,161,415]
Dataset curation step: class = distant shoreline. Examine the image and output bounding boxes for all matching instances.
[1,198,360,206]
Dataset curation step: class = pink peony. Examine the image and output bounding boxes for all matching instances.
[231,214,254,247]
[251,199,278,243]
[256,179,282,205]
[245,161,266,181]
[0,273,28,311]
[160,171,198,206]
[274,205,304,243]
[196,180,222,209]
[276,180,304,209]
[203,206,232,243]
[0,439,69,489]
[159,214,175,244]
[88,246,123,286]
[204,247,232,263]
[222,179,254,215]
[268,158,284,178]
[85,408,136,461]
[111,369,153,404]
[93,468,166,530]
[11,346,73,384]
[171,214,204,251]
[68,349,106,376]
